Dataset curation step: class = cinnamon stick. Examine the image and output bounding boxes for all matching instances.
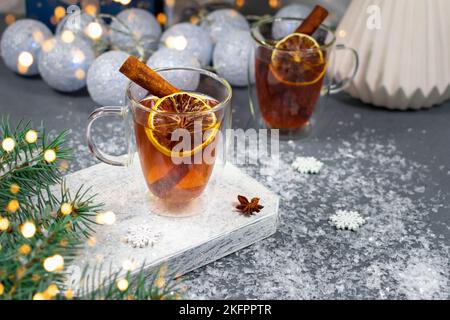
[119,56,179,98]
[295,5,329,36]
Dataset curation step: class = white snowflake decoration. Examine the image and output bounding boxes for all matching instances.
[329,210,366,231]
[123,225,160,248]
[292,157,324,174]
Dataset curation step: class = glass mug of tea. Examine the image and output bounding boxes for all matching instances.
[86,67,232,205]
[249,17,359,135]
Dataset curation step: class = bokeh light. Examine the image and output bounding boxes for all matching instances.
[25,130,38,144]
[117,278,129,291]
[21,221,36,238]
[0,217,10,231]
[43,254,64,272]
[10,183,20,194]
[165,36,188,51]
[60,203,73,215]
[86,22,103,40]
[96,211,116,225]
[2,137,16,152]
[44,149,57,163]
[7,199,20,213]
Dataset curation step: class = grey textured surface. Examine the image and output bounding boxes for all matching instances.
[1,27,449,300]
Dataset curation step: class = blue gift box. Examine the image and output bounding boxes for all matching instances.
[26,0,163,31]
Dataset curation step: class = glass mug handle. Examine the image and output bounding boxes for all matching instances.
[86,106,128,167]
[328,44,359,95]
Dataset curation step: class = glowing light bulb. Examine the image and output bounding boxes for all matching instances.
[42,39,56,52]
[46,284,59,297]
[25,130,38,144]
[155,276,166,289]
[117,279,129,291]
[86,22,103,40]
[65,288,74,299]
[54,6,66,19]
[269,0,280,8]
[165,36,188,51]
[85,4,98,16]
[5,14,16,25]
[60,203,73,215]
[43,254,64,272]
[87,236,96,247]
[96,211,116,225]
[7,199,20,213]
[122,259,135,271]
[0,217,10,231]
[75,69,86,80]
[2,137,15,152]
[157,13,167,25]
[21,221,36,238]
[19,244,31,255]
[33,292,46,300]
[236,0,245,8]
[32,31,44,44]
[120,0,132,5]
[44,149,57,163]
[18,51,34,68]
[61,30,75,44]
[10,183,20,194]
[72,48,86,64]
[339,29,347,38]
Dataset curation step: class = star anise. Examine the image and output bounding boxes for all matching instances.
[236,195,264,216]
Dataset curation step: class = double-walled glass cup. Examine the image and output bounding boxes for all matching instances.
[249,17,359,136]
[87,67,232,207]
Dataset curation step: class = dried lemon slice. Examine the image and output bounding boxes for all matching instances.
[145,92,219,158]
[270,33,327,86]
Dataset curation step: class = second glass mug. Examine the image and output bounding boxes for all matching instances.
[249,17,359,135]
[86,67,232,209]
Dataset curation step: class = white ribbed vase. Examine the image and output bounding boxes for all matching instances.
[333,0,450,110]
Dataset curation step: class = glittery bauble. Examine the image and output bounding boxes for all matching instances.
[201,9,250,44]
[213,30,254,87]
[147,47,201,91]
[0,19,52,76]
[38,36,95,92]
[56,12,109,54]
[87,51,130,106]
[160,23,212,66]
[110,8,161,57]
[272,4,313,39]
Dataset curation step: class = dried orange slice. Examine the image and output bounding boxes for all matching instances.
[270,33,327,86]
[145,92,219,158]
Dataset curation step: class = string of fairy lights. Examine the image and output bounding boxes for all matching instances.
[0,127,138,299]
[0,126,178,299]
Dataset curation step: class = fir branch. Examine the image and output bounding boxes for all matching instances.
[0,119,184,300]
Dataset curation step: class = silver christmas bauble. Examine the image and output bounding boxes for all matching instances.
[160,23,212,67]
[147,47,201,91]
[38,35,95,92]
[201,9,250,44]
[110,8,161,57]
[213,30,254,87]
[272,4,313,39]
[0,19,52,76]
[87,51,130,106]
[56,12,109,55]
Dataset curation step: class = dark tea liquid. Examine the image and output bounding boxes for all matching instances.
[255,47,325,130]
[133,95,220,203]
